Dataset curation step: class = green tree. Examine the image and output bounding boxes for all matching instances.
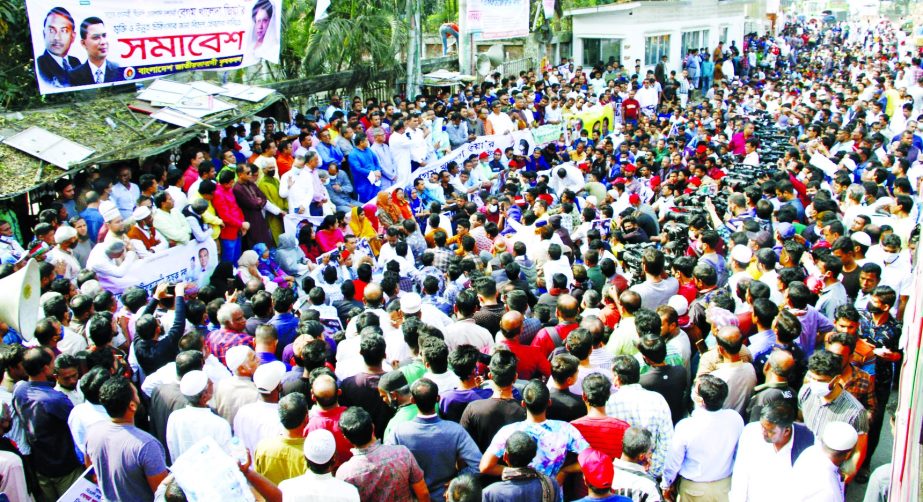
[0,1,43,110]
[282,0,408,78]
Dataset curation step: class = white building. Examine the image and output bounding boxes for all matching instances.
[566,0,769,74]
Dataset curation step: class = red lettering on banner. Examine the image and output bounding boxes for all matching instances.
[118,31,245,61]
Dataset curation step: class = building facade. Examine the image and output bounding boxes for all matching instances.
[566,0,769,74]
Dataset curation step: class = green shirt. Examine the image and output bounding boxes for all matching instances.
[383,404,418,443]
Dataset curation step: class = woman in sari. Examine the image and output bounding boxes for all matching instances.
[348,206,381,256]
[391,189,413,220]
[315,215,345,253]
[376,191,404,231]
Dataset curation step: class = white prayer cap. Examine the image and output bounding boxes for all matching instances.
[131,206,151,222]
[585,195,598,207]
[822,422,859,452]
[668,295,689,316]
[225,345,254,374]
[400,292,422,315]
[253,361,286,394]
[850,231,871,247]
[54,225,77,244]
[730,245,753,264]
[179,370,208,397]
[304,429,336,464]
[79,279,101,297]
[100,201,121,222]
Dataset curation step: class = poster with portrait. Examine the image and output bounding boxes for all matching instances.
[25,0,282,95]
[96,239,218,296]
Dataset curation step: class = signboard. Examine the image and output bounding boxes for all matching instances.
[25,0,282,95]
[57,467,103,502]
[96,239,218,295]
[467,0,529,41]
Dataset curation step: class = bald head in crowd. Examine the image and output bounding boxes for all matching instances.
[500,311,524,340]
[556,294,579,322]
[364,283,383,308]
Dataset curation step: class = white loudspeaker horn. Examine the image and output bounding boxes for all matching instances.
[0,260,40,341]
[476,45,504,76]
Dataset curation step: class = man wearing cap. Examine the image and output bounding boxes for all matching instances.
[165,370,230,463]
[401,291,451,331]
[125,205,166,258]
[234,360,286,454]
[278,429,360,501]
[791,421,858,501]
[254,392,310,484]
[48,225,81,281]
[386,378,481,500]
[213,345,260,424]
[86,239,137,280]
[661,375,744,501]
[730,401,814,502]
[378,369,418,442]
[576,448,632,502]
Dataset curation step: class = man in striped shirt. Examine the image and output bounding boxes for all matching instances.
[798,349,869,483]
[676,70,691,109]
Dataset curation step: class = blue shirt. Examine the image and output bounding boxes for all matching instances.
[12,380,81,476]
[80,207,104,244]
[483,477,562,502]
[111,182,140,219]
[270,312,299,351]
[317,141,345,166]
[386,415,482,500]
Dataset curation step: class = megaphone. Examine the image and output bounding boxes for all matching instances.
[0,260,40,341]
[476,45,504,77]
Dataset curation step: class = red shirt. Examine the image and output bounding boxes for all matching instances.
[531,322,579,359]
[677,282,698,305]
[304,405,352,470]
[599,305,621,330]
[499,339,551,380]
[571,415,630,459]
[623,98,640,119]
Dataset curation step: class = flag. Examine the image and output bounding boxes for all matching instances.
[315,0,331,22]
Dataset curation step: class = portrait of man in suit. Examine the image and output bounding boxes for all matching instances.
[36,7,81,87]
[67,17,123,86]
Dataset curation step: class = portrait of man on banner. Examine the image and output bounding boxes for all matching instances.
[36,7,81,87]
[67,16,124,86]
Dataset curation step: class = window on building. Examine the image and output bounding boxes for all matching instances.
[720,26,729,44]
[582,38,621,67]
[644,34,670,66]
[681,29,710,55]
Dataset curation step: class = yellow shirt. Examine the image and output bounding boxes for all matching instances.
[188,191,223,240]
[254,436,307,485]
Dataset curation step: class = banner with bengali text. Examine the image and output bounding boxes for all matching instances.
[26,0,281,95]
[467,0,530,41]
[97,238,218,296]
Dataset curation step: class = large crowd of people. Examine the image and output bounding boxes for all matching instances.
[0,15,918,502]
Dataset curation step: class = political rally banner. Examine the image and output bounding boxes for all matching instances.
[467,0,529,41]
[97,238,218,295]
[26,0,282,95]
[575,104,615,135]
[531,123,565,145]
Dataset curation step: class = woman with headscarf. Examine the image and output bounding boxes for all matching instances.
[348,206,381,256]
[391,189,413,221]
[276,233,313,280]
[316,215,345,253]
[252,242,294,290]
[376,191,404,231]
[238,249,278,293]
